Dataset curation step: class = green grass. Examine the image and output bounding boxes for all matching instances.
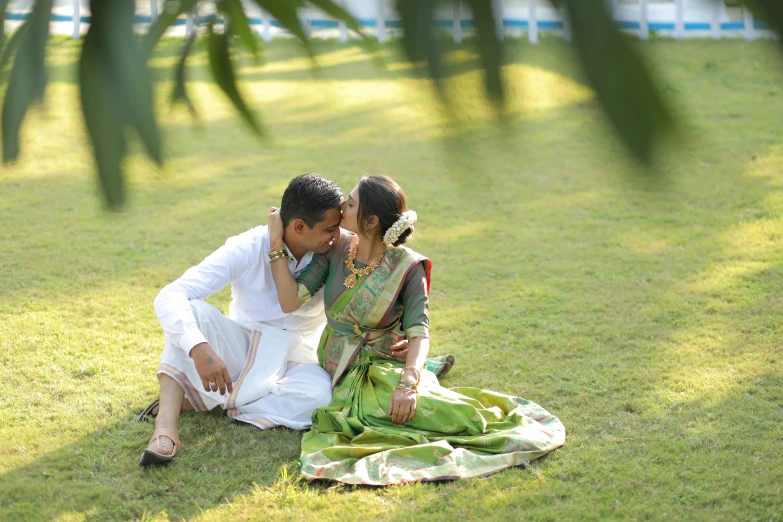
[2,35,783,521]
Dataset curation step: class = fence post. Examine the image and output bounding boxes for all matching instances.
[495,0,504,41]
[743,7,754,41]
[150,0,158,23]
[338,19,348,42]
[72,0,80,40]
[377,0,386,43]
[639,0,648,40]
[453,1,462,44]
[338,0,348,42]
[528,0,537,44]
[563,8,571,43]
[674,0,684,40]
[186,8,196,39]
[262,9,272,42]
[711,0,720,39]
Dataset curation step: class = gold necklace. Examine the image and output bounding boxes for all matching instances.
[344,245,385,288]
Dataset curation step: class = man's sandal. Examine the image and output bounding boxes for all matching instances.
[139,428,182,466]
[136,397,195,423]
[136,398,160,423]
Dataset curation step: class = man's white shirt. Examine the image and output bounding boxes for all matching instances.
[154,225,325,362]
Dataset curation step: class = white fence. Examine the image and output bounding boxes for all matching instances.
[4,0,778,43]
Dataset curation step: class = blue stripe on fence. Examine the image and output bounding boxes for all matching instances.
[616,21,771,31]
[6,12,221,25]
[503,20,564,30]
[309,19,339,28]
[355,18,402,29]
[3,12,776,34]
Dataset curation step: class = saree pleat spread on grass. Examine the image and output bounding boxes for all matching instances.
[296,235,566,485]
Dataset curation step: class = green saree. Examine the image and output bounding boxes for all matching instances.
[297,236,566,485]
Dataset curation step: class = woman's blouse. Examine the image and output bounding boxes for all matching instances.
[296,231,429,340]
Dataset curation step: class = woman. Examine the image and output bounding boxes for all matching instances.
[268,175,565,485]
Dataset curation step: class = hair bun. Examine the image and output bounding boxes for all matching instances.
[383,211,417,247]
[394,225,414,246]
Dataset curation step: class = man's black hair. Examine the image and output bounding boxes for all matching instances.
[280,173,343,228]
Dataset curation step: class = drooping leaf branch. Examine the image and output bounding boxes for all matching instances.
[0,0,779,208]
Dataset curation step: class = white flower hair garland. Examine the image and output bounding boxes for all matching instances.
[383,210,417,247]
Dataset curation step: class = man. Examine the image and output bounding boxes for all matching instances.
[139,173,453,466]
[139,174,345,465]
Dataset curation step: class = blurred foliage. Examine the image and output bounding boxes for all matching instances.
[0,0,781,208]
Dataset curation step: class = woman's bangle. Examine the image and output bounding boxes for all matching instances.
[396,381,417,392]
[401,366,421,385]
[394,383,419,393]
[268,241,284,253]
[268,250,288,262]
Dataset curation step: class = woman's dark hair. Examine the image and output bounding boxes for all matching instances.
[356,175,413,246]
[280,173,343,228]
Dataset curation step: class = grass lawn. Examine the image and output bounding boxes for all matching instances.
[2,35,783,521]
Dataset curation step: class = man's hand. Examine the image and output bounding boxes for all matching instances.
[391,338,409,363]
[268,207,284,246]
[190,343,233,395]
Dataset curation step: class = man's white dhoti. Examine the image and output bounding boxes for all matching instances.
[158,300,332,430]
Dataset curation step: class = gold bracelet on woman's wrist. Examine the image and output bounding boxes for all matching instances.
[268,249,288,262]
[395,381,417,392]
[394,387,417,397]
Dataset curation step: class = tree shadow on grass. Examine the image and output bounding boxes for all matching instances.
[44,36,481,86]
[0,409,307,520]
[44,35,592,94]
